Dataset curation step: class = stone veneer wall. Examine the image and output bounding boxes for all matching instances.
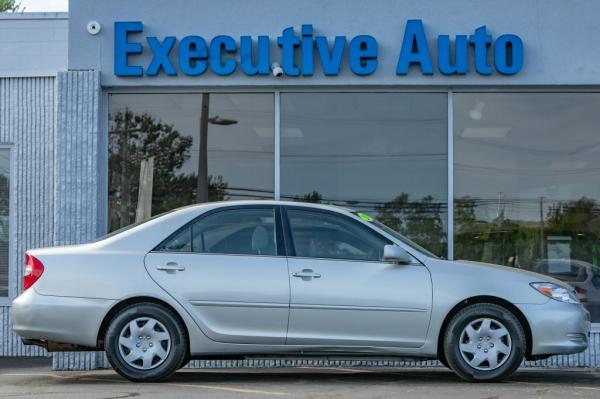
[0,76,56,358]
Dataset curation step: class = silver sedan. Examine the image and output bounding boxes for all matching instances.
[12,201,590,382]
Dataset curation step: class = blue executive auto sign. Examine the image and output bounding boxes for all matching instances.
[114,19,523,77]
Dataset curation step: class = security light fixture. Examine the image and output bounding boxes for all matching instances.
[87,21,101,35]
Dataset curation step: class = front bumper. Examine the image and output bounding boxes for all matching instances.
[11,288,115,348]
[517,299,591,356]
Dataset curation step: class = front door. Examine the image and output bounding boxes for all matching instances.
[145,206,290,345]
[284,208,432,348]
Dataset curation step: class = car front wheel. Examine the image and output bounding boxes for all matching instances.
[443,303,526,382]
[105,303,188,382]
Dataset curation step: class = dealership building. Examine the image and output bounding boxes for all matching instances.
[1,0,599,369]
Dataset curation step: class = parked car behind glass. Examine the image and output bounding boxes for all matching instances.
[534,259,600,321]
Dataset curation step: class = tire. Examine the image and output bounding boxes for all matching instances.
[443,303,526,382]
[105,303,188,382]
[178,352,191,370]
[438,353,450,369]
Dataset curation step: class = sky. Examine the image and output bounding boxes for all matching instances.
[19,0,68,12]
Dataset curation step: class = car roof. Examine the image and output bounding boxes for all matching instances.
[91,200,361,252]
[82,199,431,263]
[171,200,357,215]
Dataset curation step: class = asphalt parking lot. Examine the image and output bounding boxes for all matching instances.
[1,358,599,399]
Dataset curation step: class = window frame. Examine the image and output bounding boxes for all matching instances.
[281,205,395,263]
[0,145,12,304]
[151,204,286,257]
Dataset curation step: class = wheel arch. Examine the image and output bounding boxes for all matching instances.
[96,296,191,354]
[436,295,533,362]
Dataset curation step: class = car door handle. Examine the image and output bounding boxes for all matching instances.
[156,262,186,272]
[292,269,321,279]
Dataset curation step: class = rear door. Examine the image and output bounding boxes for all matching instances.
[284,207,432,348]
[145,205,290,344]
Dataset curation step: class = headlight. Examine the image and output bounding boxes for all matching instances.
[530,282,580,304]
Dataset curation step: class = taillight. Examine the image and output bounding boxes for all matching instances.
[24,253,44,291]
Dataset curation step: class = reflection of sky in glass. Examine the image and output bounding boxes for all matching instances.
[280,93,448,212]
[454,93,600,222]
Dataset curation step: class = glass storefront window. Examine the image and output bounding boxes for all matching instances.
[454,93,600,321]
[107,90,600,323]
[108,93,274,232]
[0,149,8,298]
[280,93,448,257]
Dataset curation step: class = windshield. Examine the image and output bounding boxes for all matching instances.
[353,212,440,259]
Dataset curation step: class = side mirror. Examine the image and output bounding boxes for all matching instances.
[383,245,413,265]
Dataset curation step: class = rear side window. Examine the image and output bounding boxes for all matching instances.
[160,227,192,252]
[286,209,391,262]
[157,208,277,256]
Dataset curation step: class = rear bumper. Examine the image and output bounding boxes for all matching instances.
[517,300,591,356]
[11,288,115,348]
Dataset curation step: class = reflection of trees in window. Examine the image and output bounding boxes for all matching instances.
[294,190,323,203]
[454,196,525,266]
[289,190,447,257]
[108,110,228,231]
[546,197,600,268]
[454,195,600,271]
[376,194,446,257]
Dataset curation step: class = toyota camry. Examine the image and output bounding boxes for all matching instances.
[12,201,590,382]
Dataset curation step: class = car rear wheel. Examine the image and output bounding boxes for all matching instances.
[443,303,526,382]
[105,303,187,382]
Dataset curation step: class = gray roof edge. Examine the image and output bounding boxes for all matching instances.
[0,12,68,20]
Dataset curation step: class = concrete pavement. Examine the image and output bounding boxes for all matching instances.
[0,358,599,398]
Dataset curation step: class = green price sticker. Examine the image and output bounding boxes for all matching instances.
[357,212,374,222]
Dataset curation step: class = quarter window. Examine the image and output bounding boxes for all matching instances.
[286,209,391,262]
[158,208,277,256]
[161,227,191,252]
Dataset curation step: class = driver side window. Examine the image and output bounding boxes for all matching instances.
[286,209,391,262]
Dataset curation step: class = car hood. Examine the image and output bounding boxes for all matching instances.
[453,259,572,288]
